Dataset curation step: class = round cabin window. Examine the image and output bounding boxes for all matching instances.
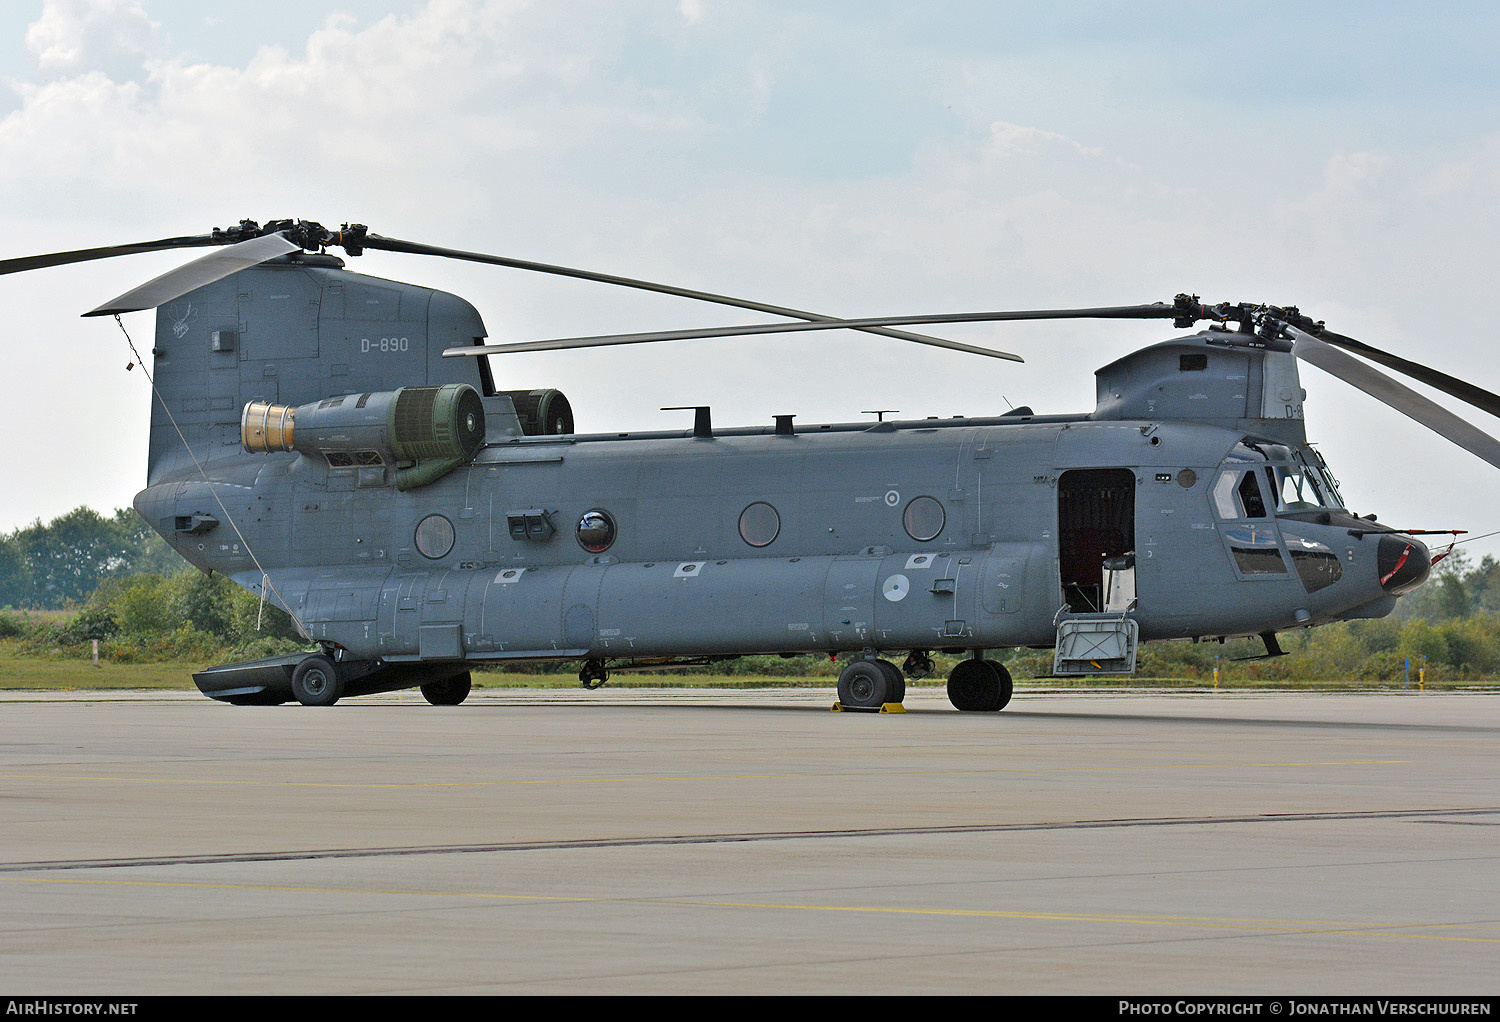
[576,509,617,553]
[903,496,946,542]
[414,514,456,559]
[738,502,781,548]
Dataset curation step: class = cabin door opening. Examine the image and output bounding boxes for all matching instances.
[1057,468,1136,613]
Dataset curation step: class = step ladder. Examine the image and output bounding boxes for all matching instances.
[1053,612,1139,675]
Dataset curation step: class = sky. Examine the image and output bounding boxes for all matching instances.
[1,0,1499,558]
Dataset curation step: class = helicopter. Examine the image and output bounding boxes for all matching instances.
[3,218,1494,711]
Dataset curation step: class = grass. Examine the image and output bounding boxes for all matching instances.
[1,655,1496,693]
[0,657,209,690]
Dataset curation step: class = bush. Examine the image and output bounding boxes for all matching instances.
[113,575,177,636]
[58,602,117,644]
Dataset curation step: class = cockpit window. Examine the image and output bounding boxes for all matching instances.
[1264,462,1340,512]
[1266,465,1312,511]
[1239,472,1268,518]
[1303,449,1346,509]
[1223,441,1269,465]
[1212,469,1269,519]
[1219,441,1346,516]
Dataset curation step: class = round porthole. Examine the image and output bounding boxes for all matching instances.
[739,501,781,548]
[576,509,616,553]
[903,496,945,542]
[414,514,456,559]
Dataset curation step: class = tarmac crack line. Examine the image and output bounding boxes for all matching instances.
[2,806,1497,873]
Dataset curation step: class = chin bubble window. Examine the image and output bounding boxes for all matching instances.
[576,509,617,553]
[415,514,456,559]
[903,496,946,542]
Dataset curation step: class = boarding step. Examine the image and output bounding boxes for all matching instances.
[1053,613,1139,675]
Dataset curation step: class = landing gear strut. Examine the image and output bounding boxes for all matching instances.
[902,650,935,679]
[579,659,609,690]
[946,655,1013,712]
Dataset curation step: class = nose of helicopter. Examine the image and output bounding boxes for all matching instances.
[1378,534,1431,595]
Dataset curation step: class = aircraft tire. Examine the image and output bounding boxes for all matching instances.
[837,660,893,709]
[988,661,1014,711]
[291,654,343,707]
[947,658,1007,712]
[421,671,473,706]
[875,659,905,703]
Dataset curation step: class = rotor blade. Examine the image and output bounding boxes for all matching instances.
[84,233,301,317]
[1309,327,1500,420]
[359,233,1024,362]
[1290,329,1500,471]
[443,303,1183,359]
[0,233,229,277]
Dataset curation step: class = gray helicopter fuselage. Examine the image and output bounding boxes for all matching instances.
[130,258,1423,676]
[138,411,1405,664]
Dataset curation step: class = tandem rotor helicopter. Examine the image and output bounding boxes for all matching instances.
[3,218,1495,711]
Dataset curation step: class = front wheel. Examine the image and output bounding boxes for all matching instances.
[875,659,906,704]
[837,660,894,709]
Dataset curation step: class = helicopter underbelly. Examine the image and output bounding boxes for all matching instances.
[288,541,1056,661]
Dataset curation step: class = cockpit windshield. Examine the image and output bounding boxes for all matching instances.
[1215,440,1346,517]
[1302,447,1346,509]
[1265,464,1325,512]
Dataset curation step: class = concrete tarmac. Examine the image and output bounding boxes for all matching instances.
[2,687,1498,995]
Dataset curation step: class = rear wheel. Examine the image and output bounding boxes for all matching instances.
[291,655,343,707]
[946,658,1010,712]
[989,661,1014,711]
[421,671,472,706]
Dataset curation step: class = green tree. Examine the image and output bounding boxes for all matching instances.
[112,575,179,636]
[0,537,30,608]
[114,508,185,576]
[12,508,136,607]
[171,571,236,638]
[5,506,186,609]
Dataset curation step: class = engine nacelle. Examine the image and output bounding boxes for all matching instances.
[503,388,574,436]
[242,384,485,489]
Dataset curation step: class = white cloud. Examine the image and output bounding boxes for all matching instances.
[1,1,1499,545]
[26,0,158,74]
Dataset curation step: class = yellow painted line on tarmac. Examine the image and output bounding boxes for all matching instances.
[0,760,1413,790]
[5,875,1498,944]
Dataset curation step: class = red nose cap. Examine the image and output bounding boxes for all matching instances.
[1378,535,1431,596]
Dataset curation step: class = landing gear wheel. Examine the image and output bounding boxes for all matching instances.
[946,658,1011,712]
[875,659,906,704]
[421,670,472,706]
[291,654,343,707]
[990,661,1014,711]
[837,659,894,709]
